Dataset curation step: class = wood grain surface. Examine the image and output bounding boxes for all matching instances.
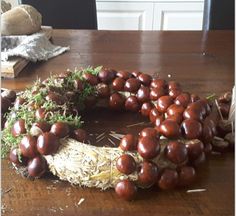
[1,30,235,216]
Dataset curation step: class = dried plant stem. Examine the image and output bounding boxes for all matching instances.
[96,132,105,140]
[126,122,145,128]
[215,99,224,120]
[109,134,121,140]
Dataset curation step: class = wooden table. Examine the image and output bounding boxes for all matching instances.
[1,30,234,216]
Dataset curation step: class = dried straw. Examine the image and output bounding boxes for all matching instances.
[45,138,199,190]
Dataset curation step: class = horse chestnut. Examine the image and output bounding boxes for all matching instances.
[136,86,150,103]
[27,156,47,177]
[72,128,87,142]
[138,137,160,159]
[119,134,138,151]
[158,169,178,190]
[150,88,166,101]
[12,119,26,137]
[138,161,159,188]
[20,135,38,158]
[116,154,136,174]
[124,78,141,93]
[159,120,181,139]
[138,73,152,86]
[112,77,125,91]
[156,96,174,113]
[37,132,60,155]
[165,141,188,164]
[125,96,140,112]
[115,180,137,201]
[82,73,99,86]
[139,127,159,139]
[50,122,70,138]
[117,71,132,80]
[181,119,202,139]
[109,93,125,110]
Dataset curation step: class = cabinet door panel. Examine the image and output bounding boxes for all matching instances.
[97,2,154,30]
[153,2,204,30]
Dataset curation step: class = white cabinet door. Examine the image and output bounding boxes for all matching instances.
[153,2,204,30]
[96,2,154,30]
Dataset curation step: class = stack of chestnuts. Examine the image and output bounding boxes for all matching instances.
[2,68,233,201]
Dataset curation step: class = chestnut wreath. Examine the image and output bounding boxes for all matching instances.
[1,66,233,201]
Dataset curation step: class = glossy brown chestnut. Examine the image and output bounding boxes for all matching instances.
[168,81,181,90]
[201,123,214,144]
[140,102,154,117]
[166,113,183,125]
[96,83,110,98]
[125,96,140,112]
[159,120,181,139]
[185,140,204,161]
[116,154,136,174]
[178,166,196,187]
[154,116,164,131]
[149,108,161,123]
[181,119,202,139]
[33,121,51,133]
[169,89,182,99]
[27,156,47,177]
[139,127,159,139]
[35,108,46,119]
[46,92,65,105]
[112,77,126,91]
[109,92,125,110]
[198,99,211,115]
[124,78,141,93]
[50,122,70,138]
[20,135,38,158]
[175,92,191,107]
[2,90,16,102]
[183,108,204,122]
[9,148,28,166]
[138,161,159,187]
[98,69,116,84]
[116,70,132,80]
[150,88,166,101]
[158,169,178,190]
[132,71,142,78]
[37,132,60,155]
[82,73,99,86]
[12,119,26,137]
[136,86,150,103]
[156,96,174,113]
[73,79,84,91]
[115,180,137,201]
[137,136,160,159]
[138,73,152,86]
[72,128,87,142]
[165,141,188,164]
[119,134,138,151]
[167,104,185,116]
[187,101,207,118]
[1,96,11,113]
[150,79,167,89]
